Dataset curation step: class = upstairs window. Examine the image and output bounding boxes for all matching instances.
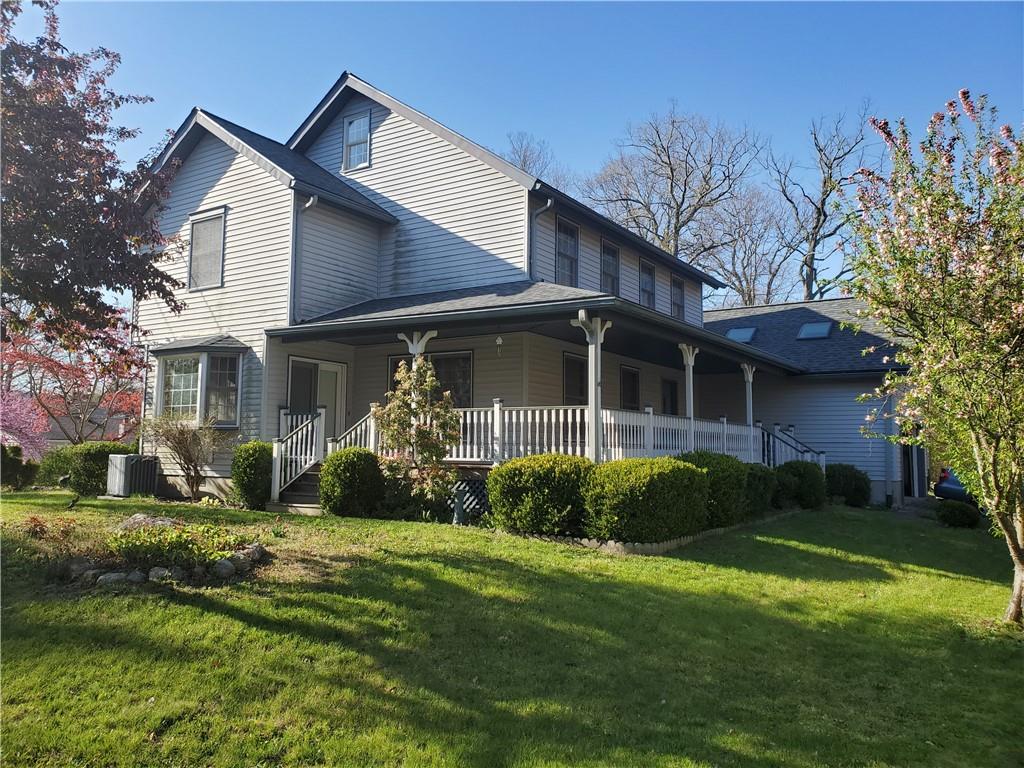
[556,218,579,287]
[158,352,241,427]
[640,261,656,309]
[797,321,833,340]
[188,210,225,290]
[344,112,371,170]
[671,276,686,320]
[601,240,620,295]
[620,366,641,411]
[726,327,757,343]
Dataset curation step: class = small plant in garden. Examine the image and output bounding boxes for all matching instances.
[319,447,385,517]
[21,516,48,539]
[936,500,982,529]
[230,440,273,510]
[143,414,236,502]
[108,523,252,569]
[197,496,223,508]
[826,463,872,507]
[775,461,827,509]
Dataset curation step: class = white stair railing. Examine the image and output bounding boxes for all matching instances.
[271,407,325,502]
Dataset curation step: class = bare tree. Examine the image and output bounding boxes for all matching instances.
[698,186,799,307]
[581,105,762,262]
[499,131,575,191]
[766,109,869,299]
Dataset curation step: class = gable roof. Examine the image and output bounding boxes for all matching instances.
[704,297,900,374]
[286,72,726,290]
[150,108,396,224]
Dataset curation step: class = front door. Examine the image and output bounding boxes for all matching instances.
[287,358,347,442]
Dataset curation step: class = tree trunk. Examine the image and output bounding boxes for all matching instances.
[1006,564,1024,624]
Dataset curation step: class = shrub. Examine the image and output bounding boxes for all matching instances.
[487,454,593,535]
[64,441,135,496]
[37,446,74,486]
[826,463,872,507]
[2,444,38,489]
[775,460,827,509]
[319,447,385,517]
[108,523,251,568]
[583,457,709,542]
[231,441,273,510]
[936,500,981,528]
[676,451,748,527]
[144,415,235,502]
[745,463,777,517]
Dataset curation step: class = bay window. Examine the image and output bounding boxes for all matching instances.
[157,352,241,427]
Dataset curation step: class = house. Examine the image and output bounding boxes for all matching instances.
[136,72,918,508]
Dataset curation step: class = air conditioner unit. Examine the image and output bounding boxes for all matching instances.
[106,454,158,497]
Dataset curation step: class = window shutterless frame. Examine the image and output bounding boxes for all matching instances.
[600,238,620,295]
[343,110,372,171]
[639,259,656,309]
[562,352,588,406]
[555,216,580,288]
[186,206,227,292]
[671,276,686,320]
[154,350,242,428]
[619,365,641,411]
[386,350,474,407]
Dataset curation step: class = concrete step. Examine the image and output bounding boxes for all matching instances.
[266,501,322,516]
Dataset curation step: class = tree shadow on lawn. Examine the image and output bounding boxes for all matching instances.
[148,548,1018,768]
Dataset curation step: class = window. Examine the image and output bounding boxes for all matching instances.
[726,327,757,343]
[563,354,587,406]
[671,277,686,320]
[797,321,833,340]
[388,352,473,407]
[620,366,640,411]
[640,261,656,309]
[556,218,579,287]
[158,352,241,426]
[344,112,371,170]
[601,240,620,295]
[661,378,679,415]
[188,211,225,290]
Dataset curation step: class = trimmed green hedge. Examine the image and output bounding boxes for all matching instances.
[487,454,593,535]
[936,500,981,528]
[676,451,748,527]
[583,457,708,542]
[825,463,872,507]
[745,463,777,517]
[775,460,827,509]
[62,441,135,496]
[1,445,38,489]
[319,447,385,517]
[37,446,74,487]
[231,441,273,510]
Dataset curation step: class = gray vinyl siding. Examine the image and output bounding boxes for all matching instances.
[304,94,529,296]
[296,203,381,321]
[262,338,355,437]
[531,202,703,326]
[137,132,294,487]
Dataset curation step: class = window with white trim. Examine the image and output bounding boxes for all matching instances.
[388,351,473,407]
[158,352,242,427]
[601,240,620,295]
[556,218,579,287]
[640,261,656,309]
[344,112,371,170]
[188,211,225,290]
[671,276,686,320]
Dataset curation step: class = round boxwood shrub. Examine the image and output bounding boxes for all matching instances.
[486,454,593,535]
[37,446,74,487]
[775,460,827,509]
[825,463,872,507]
[583,457,709,543]
[676,451,748,527]
[66,441,135,496]
[231,441,273,510]
[745,463,777,517]
[319,447,385,517]
[936,500,981,528]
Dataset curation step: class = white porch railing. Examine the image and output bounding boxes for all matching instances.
[270,407,325,502]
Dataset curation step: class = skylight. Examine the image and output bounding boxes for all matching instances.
[726,327,757,343]
[797,321,833,340]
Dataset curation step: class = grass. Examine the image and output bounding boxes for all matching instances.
[1,491,1020,767]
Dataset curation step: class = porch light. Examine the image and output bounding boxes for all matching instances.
[495,335,503,356]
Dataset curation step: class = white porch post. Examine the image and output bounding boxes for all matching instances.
[571,310,612,463]
[644,406,655,455]
[270,439,281,502]
[678,344,699,452]
[719,415,728,455]
[492,397,505,465]
[368,402,380,453]
[741,363,756,463]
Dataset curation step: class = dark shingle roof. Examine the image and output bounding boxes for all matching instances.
[307,281,605,323]
[704,297,899,374]
[198,110,395,223]
[150,334,248,353]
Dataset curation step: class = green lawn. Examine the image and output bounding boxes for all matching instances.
[1,492,1020,767]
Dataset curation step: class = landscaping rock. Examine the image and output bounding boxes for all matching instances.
[80,569,102,585]
[211,558,235,579]
[229,552,251,573]
[148,566,170,581]
[243,543,266,562]
[96,572,128,587]
[127,570,147,584]
[117,514,180,531]
[191,565,206,582]
[67,556,96,579]
[170,566,188,582]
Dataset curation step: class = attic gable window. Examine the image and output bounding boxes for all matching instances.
[344,112,371,170]
[797,321,833,340]
[188,209,225,290]
[726,327,757,343]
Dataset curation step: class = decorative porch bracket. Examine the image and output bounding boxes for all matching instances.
[398,330,438,359]
[678,344,700,452]
[741,363,757,463]
[571,310,612,463]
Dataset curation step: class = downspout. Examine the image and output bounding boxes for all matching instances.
[528,193,554,281]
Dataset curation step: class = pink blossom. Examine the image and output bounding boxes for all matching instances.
[0,390,49,460]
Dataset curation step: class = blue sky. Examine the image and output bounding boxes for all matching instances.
[25,2,1024,177]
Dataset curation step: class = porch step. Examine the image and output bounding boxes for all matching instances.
[266,501,322,516]
[279,462,321,506]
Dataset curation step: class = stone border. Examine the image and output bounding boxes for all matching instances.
[519,509,803,556]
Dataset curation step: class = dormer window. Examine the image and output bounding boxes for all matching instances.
[726,327,757,343]
[797,321,833,339]
[344,112,371,170]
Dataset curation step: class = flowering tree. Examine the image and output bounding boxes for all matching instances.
[1,0,181,347]
[0,389,49,460]
[1,316,145,444]
[849,90,1024,623]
